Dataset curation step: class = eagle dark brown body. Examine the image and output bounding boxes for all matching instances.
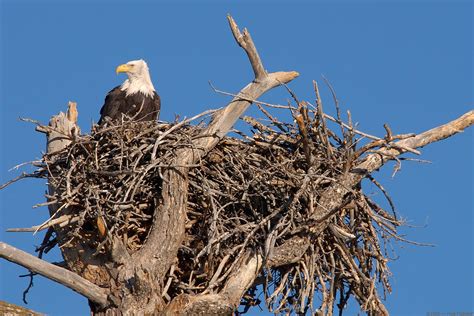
[99,87,161,124]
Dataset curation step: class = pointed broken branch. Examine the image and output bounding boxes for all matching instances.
[142,15,298,313]
[227,14,266,80]
[189,16,299,155]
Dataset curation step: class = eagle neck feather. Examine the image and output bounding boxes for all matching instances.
[120,73,155,98]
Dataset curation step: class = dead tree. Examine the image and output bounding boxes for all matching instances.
[0,16,473,315]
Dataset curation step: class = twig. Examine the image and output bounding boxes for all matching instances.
[209,82,297,110]
[0,172,40,190]
[7,214,79,233]
[151,109,218,160]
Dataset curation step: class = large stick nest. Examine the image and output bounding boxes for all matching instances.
[23,96,403,315]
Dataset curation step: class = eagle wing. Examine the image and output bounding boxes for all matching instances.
[98,86,125,125]
[99,87,161,125]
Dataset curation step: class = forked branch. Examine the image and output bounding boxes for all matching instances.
[100,15,301,313]
[227,14,266,80]
[189,16,298,156]
[161,16,298,313]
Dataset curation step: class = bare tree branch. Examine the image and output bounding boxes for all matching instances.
[269,110,474,267]
[314,110,474,224]
[187,17,298,156]
[136,14,298,273]
[390,110,473,150]
[145,15,298,313]
[227,14,266,80]
[166,252,263,314]
[7,214,79,233]
[0,242,108,306]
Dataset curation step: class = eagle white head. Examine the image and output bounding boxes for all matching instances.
[116,59,156,97]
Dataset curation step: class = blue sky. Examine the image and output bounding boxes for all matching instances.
[0,1,472,315]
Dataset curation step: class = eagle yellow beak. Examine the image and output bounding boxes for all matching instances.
[116,64,132,74]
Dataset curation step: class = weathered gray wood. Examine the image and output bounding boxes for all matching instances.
[0,242,108,306]
[146,16,301,314]
[165,252,263,314]
[268,110,474,267]
[46,109,112,296]
[125,16,298,314]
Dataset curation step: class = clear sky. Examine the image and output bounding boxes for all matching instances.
[0,1,472,315]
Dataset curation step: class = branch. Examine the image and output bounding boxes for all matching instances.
[0,242,108,306]
[220,253,262,304]
[136,15,299,282]
[141,15,298,312]
[352,110,473,190]
[390,110,473,150]
[315,110,474,222]
[227,15,266,80]
[187,16,298,160]
[6,214,79,233]
[165,252,263,315]
[269,110,474,267]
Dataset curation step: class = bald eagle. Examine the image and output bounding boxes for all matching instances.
[98,59,161,125]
